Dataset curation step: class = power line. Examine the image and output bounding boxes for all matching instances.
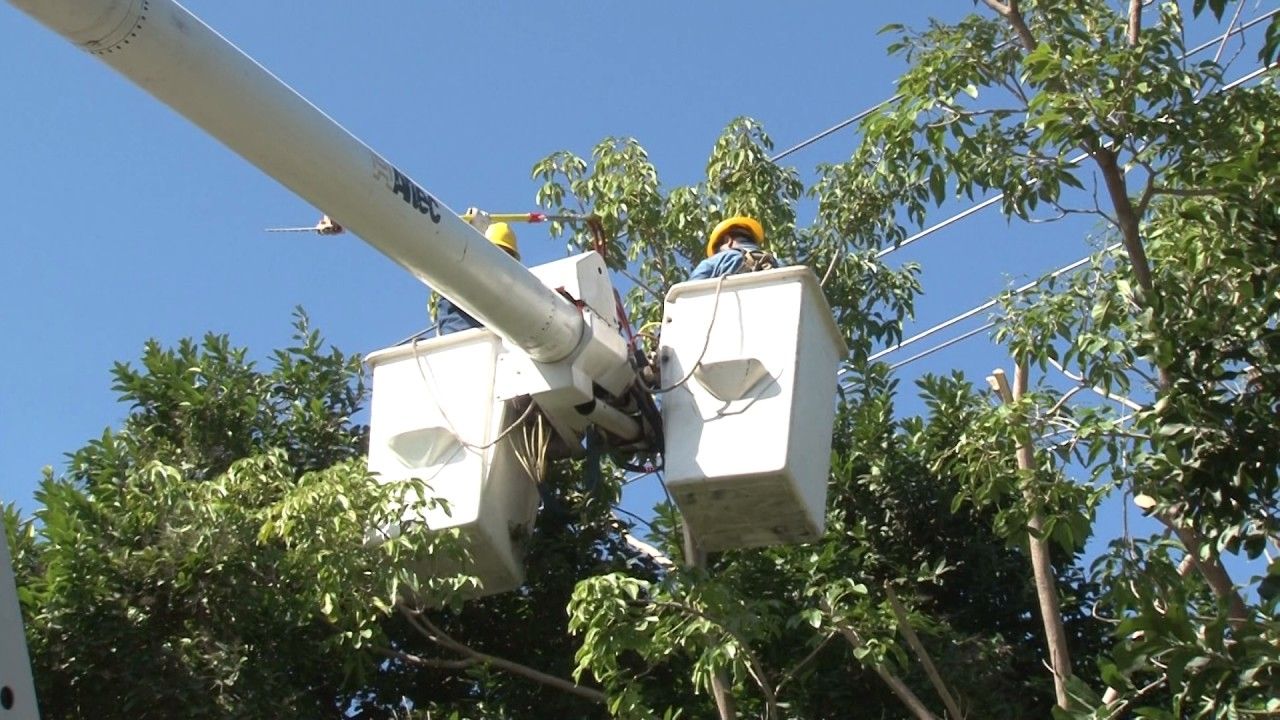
[877,195,1005,259]
[858,62,1276,373]
[867,244,1119,364]
[1192,8,1277,56]
[855,57,1276,371]
[1221,59,1279,88]
[872,14,1279,262]
[769,97,899,163]
[888,322,996,370]
[769,11,1279,271]
[768,9,1276,168]
[635,12,1274,280]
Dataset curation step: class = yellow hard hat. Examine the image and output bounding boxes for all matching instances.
[707,216,765,258]
[485,222,520,260]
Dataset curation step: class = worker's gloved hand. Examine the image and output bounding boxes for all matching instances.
[316,215,343,235]
[462,207,492,233]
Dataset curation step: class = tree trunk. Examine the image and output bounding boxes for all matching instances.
[683,524,738,720]
[989,365,1074,710]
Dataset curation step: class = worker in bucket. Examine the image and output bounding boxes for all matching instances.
[688,215,779,280]
[435,222,522,334]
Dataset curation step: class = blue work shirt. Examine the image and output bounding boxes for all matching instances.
[435,297,482,335]
[689,241,771,280]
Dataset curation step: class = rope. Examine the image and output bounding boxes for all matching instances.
[643,275,729,394]
[409,337,538,452]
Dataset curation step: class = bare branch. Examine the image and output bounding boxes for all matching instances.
[1087,170,1122,229]
[1103,675,1168,720]
[1046,357,1145,412]
[397,605,607,704]
[820,249,841,287]
[775,632,836,696]
[1127,0,1142,46]
[376,646,478,671]
[1034,199,1116,226]
[1150,513,1250,627]
[822,598,941,720]
[998,73,1031,105]
[1149,186,1226,199]
[886,584,966,720]
[933,100,1026,120]
[1044,385,1086,424]
[989,365,1075,710]
[648,598,779,719]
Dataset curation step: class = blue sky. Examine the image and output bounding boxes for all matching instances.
[0,2,1270,574]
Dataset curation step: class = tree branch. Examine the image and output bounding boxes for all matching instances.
[1092,148,1155,298]
[397,605,607,704]
[822,599,940,720]
[820,249,841,287]
[988,365,1074,710]
[775,632,836,696]
[885,584,966,720]
[1151,514,1250,627]
[1134,168,1158,220]
[1127,0,1142,47]
[1149,186,1226,199]
[1046,357,1145,412]
[1045,385,1087,420]
[983,0,1038,52]
[682,526,741,720]
[649,597,778,720]
[1094,133,1253,628]
[1103,675,1167,720]
[375,645,478,671]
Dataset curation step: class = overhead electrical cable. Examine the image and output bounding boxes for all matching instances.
[855,57,1276,372]
[768,9,1275,168]
[888,322,997,371]
[872,15,1278,261]
[867,244,1119,364]
[769,97,900,163]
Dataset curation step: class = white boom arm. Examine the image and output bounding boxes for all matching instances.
[8,0,586,364]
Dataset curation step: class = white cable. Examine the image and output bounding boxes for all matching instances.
[409,337,537,452]
[770,97,900,162]
[646,275,729,394]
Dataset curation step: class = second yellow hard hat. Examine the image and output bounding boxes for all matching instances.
[485,222,520,260]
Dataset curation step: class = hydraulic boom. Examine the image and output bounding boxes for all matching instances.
[8,0,586,364]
